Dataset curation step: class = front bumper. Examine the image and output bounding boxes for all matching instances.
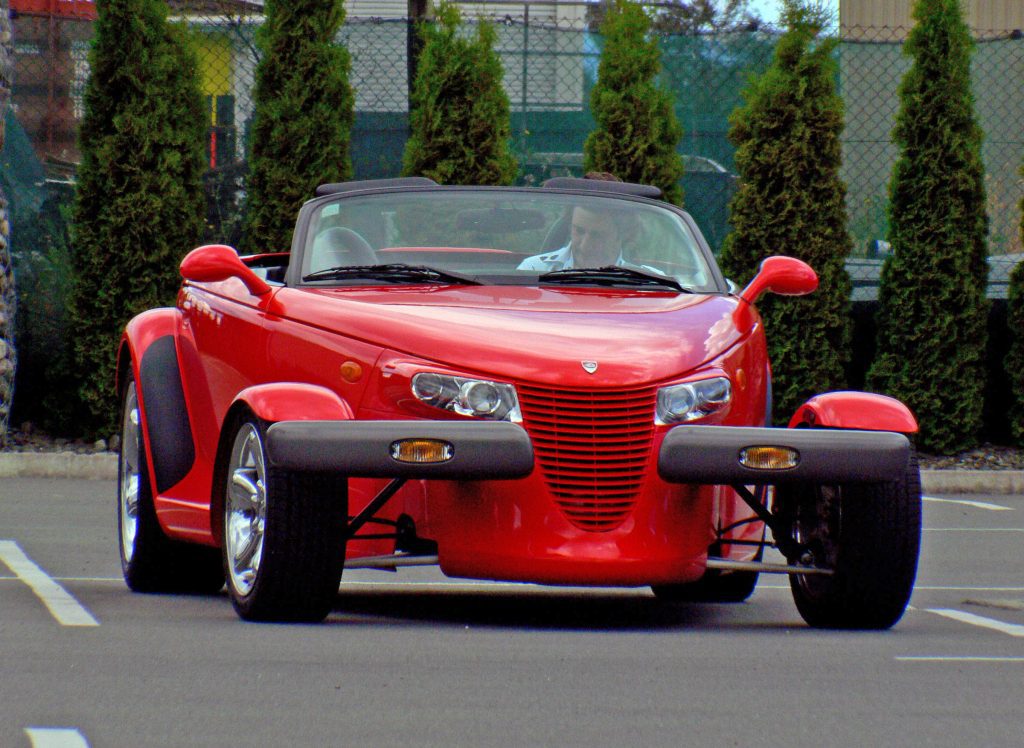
[265,420,534,480]
[658,425,910,485]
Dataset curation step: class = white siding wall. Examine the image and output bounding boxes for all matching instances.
[839,0,1024,254]
[345,0,590,113]
[841,0,1024,39]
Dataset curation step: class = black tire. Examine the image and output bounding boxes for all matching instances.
[652,568,759,603]
[221,413,348,623]
[783,448,921,630]
[118,374,224,594]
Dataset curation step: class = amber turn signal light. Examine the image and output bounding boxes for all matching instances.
[390,439,454,463]
[738,446,799,470]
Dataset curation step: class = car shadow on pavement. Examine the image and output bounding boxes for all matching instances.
[329,588,793,632]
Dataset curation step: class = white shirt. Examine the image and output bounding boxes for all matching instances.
[517,245,577,271]
[518,245,664,275]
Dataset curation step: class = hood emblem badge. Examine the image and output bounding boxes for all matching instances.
[581,360,598,374]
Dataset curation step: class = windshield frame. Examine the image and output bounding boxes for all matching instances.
[284,185,728,293]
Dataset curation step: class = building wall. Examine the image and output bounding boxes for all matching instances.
[838,0,1024,255]
[345,0,589,114]
[841,0,1024,39]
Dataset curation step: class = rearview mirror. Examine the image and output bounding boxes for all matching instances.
[739,256,818,306]
[180,245,271,296]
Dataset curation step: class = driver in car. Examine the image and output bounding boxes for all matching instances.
[518,205,627,271]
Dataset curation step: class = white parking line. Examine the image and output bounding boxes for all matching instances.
[24,727,90,748]
[914,586,1024,592]
[925,608,1024,637]
[921,524,1024,528]
[923,496,1014,511]
[896,656,1024,663]
[0,541,99,627]
[753,584,1024,593]
[1,576,122,583]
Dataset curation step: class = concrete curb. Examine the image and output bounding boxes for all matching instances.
[0,452,118,481]
[920,469,1024,496]
[0,452,1022,495]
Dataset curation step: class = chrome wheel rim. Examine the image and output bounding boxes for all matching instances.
[119,382,142,564]
[225,423,267,597]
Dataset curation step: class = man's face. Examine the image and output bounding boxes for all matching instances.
[570,207,621,267]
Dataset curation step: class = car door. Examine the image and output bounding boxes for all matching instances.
[181,276,275,428]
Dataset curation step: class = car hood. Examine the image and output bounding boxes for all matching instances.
[275,285,747,386]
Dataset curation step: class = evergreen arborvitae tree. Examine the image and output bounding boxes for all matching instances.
[1006,199,1024,445]
[584,0,684,204]
[244,0,354,251]
[718,3,852,422]
[866,0,989,454]
[1008,261,1024,445]
[69,0,207,437]
[402,2,516,185]
[0,2,16,443]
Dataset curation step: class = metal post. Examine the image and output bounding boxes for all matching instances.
[407,0,430,124]
[521,4,529,155]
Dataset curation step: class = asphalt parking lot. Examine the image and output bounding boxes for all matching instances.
[1,475,1022,747]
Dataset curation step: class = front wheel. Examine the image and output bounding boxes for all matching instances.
[222,414,348,622]
[782,449,921,630]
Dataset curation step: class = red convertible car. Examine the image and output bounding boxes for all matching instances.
[117,177,921,627]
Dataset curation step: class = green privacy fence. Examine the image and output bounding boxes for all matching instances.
[8,2,1023,261]
[5,2,1024,433]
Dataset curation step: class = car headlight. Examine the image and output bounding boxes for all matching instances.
[411,373,522,423]
[656,376,731,425]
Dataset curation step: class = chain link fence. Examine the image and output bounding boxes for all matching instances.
[839,24,1024,299]
[3,4,1023,397]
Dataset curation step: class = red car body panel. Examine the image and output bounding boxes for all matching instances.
[121,185,918,591]
[124,276,772,583]
[789,391,919,432]
[269,285,746,387]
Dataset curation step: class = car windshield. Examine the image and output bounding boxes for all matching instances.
[300,189,718,292]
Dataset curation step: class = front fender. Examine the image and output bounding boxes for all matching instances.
[232,383,355,423]
[118,309,196,496]
[788,391,918,433]
[658,425,910,485]
[117,308,182,397]
[266,420,534,479]
[210,384,355,544]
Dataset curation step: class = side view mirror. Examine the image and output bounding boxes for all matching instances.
[180,244,271,296]
[739,256,818,306]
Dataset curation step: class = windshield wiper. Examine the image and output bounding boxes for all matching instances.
[538,265,691,293]
[303,263,482,285]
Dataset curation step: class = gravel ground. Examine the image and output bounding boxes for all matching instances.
[4,425,119,455]
[4,424,1023,470]
[916,444,1024,471]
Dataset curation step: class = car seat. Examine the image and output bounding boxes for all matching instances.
[310,227,377,272]
[540,211,572,251]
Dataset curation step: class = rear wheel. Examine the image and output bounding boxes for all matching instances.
[782,449,921,629]
[118,375,224,593]
[222,414,348,622]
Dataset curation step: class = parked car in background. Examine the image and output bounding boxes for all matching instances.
[117,177,921,627]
